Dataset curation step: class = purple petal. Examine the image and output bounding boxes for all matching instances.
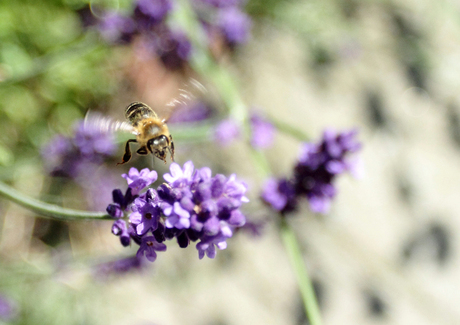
[203,217,220,236]
[129,211,142,224]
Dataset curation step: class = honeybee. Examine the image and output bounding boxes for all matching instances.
[118,101,174,164]
[84,79,206,165]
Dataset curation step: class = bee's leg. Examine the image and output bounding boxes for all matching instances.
[146,138,154,154]
[169,135,175,162]
[155,149,167,164]
[117,139,137,165]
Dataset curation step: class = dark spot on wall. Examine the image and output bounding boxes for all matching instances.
[363,289,387,318]
[402,222,451,266]
[365,90,389,129]
[447,104,460,148]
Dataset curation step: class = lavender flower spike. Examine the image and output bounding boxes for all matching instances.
[262,129,361,214]
[108,162,249,262]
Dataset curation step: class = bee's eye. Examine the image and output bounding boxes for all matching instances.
[153,136,167,147]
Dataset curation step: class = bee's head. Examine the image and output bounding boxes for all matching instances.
[147,135,174,163]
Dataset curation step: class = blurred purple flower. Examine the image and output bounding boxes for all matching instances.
[155,29,192,70]
[250,113,275,149]
[0,294,17,322]
[42,119,116,178]
[134,0,173,30]
[98,11,136,43]
[94,255,148,280]
[168,101,213,124]
[262,129,361,214]
[262,178,297,213]
[213,119,241,146]
[216,7,251,45]
[194,0,244,8]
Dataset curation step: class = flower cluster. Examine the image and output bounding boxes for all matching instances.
[88,0,251,70]
[42,120,116,178]
[107,161,248,261]
[262,129,361,214]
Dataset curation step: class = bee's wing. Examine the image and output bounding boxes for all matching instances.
[84,111,137,135]
[163,78,207,122]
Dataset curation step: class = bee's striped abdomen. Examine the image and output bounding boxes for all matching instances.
[125,102,157,126]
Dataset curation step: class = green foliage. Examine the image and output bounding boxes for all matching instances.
[0,0,120,166]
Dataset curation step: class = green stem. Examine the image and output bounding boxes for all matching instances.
[280,218,322,325]
[0,181,111,221]
[269,115,310,142]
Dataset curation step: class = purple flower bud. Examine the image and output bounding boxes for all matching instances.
[211,174,226,197]
[228,210,246,227]
[180,196,195,211]
[112,219,131,247]
[195,181,212,202]
[250,113,275,149]
[164,202,191,229]
[176,231,190,248]
[107,204,123,218]
[213,119,240,146]
[203,217,220,236]
[201,199,218,218]
[112,189,125,206]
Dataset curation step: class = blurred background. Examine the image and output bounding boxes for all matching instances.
[0,0,460,324]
